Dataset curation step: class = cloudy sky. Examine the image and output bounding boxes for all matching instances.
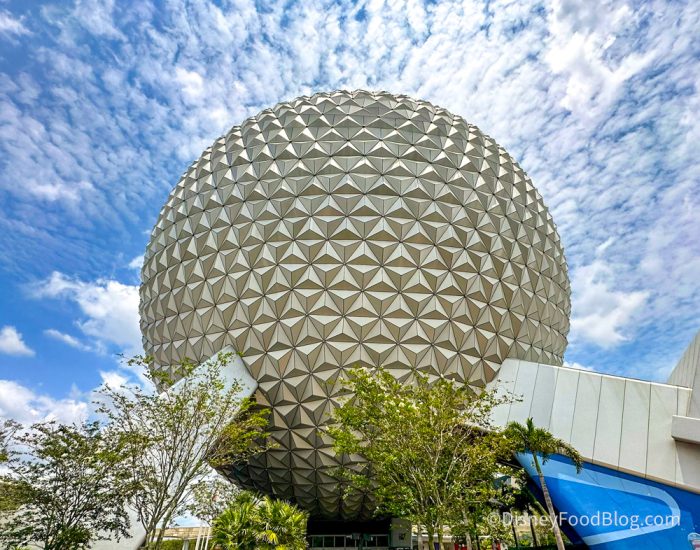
[0,0,698,424]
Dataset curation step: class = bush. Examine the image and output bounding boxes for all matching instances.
[212,492,308,550]
[151,540,183,550]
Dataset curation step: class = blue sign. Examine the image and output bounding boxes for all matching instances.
[517,454,700,549]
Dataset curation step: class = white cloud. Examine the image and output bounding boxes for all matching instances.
[33,272,142,357]
[563,360,593,372]
[0,326,35,357]
[544,0,654,118]
[0,10,29,38]
[639,185,700,325]
[32,179,95,203]
[0,361,150,426]
[44,328,91,352]
[0,380,87,425]
[570,259,648,348]
[0,362,149,426]
[70,0,125,40]
[128,254,144,270]
[0,0,697,380]
[175,68,206,102]
[99,369,129,389]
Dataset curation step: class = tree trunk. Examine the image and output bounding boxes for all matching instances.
[154,529,165,550]
[472,514,481,550]
[465,531,473,550]
[533,453,565,550]
[416,524,423,550]
[437,526,444,549]
[427,527,435,550]
[511,516,519,548]
[528,509,538,547]
[144,521,160,549]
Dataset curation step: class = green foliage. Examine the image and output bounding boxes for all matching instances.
[158,540,184,550]
[212,492,260,550]
[504,418,583,550]
[255,494,309,549]
[98,352,272,550]
[212,492,308,550]
[0,419,22,513]
[187,474,240,525]
[0,419,18,464]
[327,367,516,544]
[504,418,582,473]
[0,421,134,550]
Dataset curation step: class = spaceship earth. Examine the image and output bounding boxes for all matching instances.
[139,90,571,519]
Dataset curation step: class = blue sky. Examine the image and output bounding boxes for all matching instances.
[0,0,698,424]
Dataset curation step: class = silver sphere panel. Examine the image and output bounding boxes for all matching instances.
[139,90,571,519]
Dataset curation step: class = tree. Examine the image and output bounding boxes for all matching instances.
[99,352,271,550]
[504,418,583,550]
[451,471,524,550]
[211,491,259,550]
[509,482,548,548]
[256,494,309,549]
[0,419,22,514]
[211,492,308,550]
[0,421,134,550]
[186,474,240,550]
[327,367,515,549]
[0,419,18,463]
[187,474,240,527]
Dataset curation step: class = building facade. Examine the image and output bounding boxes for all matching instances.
[139,90,699,548]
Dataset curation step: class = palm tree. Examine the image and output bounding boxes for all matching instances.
[256,496,308,549]
[212,491,308,550]
[211,492,260,550]
[504,418,583,550]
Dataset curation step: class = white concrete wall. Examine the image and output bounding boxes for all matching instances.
[91,508,145,550]
[489,359,700,494]
[667,330,700,417]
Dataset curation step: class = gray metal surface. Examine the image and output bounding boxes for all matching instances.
[139,90,571,518]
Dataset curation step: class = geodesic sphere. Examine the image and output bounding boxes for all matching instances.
[139,90,570,519]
